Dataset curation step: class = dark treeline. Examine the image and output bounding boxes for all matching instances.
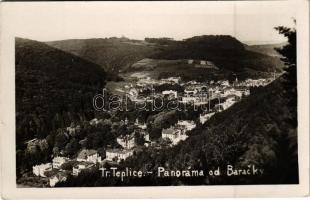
[145,37,177,45]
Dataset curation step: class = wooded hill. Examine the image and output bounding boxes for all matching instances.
[149,35,284,72]
[16,38,106,147]
[46,35,284,75]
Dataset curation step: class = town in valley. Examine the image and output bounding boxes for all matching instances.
[23,58,277,187]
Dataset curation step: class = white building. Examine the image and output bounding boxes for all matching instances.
[177,120,196,131]
[232,90,243,98]
[200,60,207,65]
[223,96,236,109]
[235,88,250,97]
[162,126,188,145]
[72,162,94,176]
[52,156,70,169]
[220,80,230,87]
[209,87,222,98]
[199,112,215,124]
[214,96,236,112]
[244,78,269,87]
[105,149,134,162]
[184,87,198,96]
[33,163,52,177]
[66,127,76,136]
[161,77,181,84]
[162,90,178,99]
[222,87,236,97]
[186,80,199,85]
[77,149,102,164]
[143,132,150,142]
[180,96,198,104]
[187,59,194,64]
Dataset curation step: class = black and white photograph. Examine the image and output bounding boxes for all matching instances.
[0,0,309,198]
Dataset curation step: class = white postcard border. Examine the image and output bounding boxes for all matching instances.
[0,0,309,198]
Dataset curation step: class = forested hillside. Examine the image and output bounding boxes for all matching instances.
[16,37,106,147]
[150,35,284,72]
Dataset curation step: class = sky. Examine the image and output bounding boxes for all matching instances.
[3,1,297,44]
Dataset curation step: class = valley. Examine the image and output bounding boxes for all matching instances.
[15,33,296,187]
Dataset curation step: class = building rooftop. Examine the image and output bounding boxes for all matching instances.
[162,127,179,135]
[106,148,133,154]
[77,149,97,160]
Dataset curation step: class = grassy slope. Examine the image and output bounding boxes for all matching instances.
[46,38,158,73]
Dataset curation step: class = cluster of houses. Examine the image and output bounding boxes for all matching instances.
[236,78,274,87]
[105,118,150,162]
[125,74,274,108]
[32,116,153,187]
[105,148,134,163]
[126,76,253,111]
[187,59,219,70]
[136,76,181,88]
[126,77,258,104]
[32,149,102,187]
[32,116,200,187]
[162,120,196,145]
[29,70,277,187]
[32,163,52,177]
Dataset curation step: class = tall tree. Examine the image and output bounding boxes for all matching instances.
[274,24,297,127]
[275,23,298,183]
